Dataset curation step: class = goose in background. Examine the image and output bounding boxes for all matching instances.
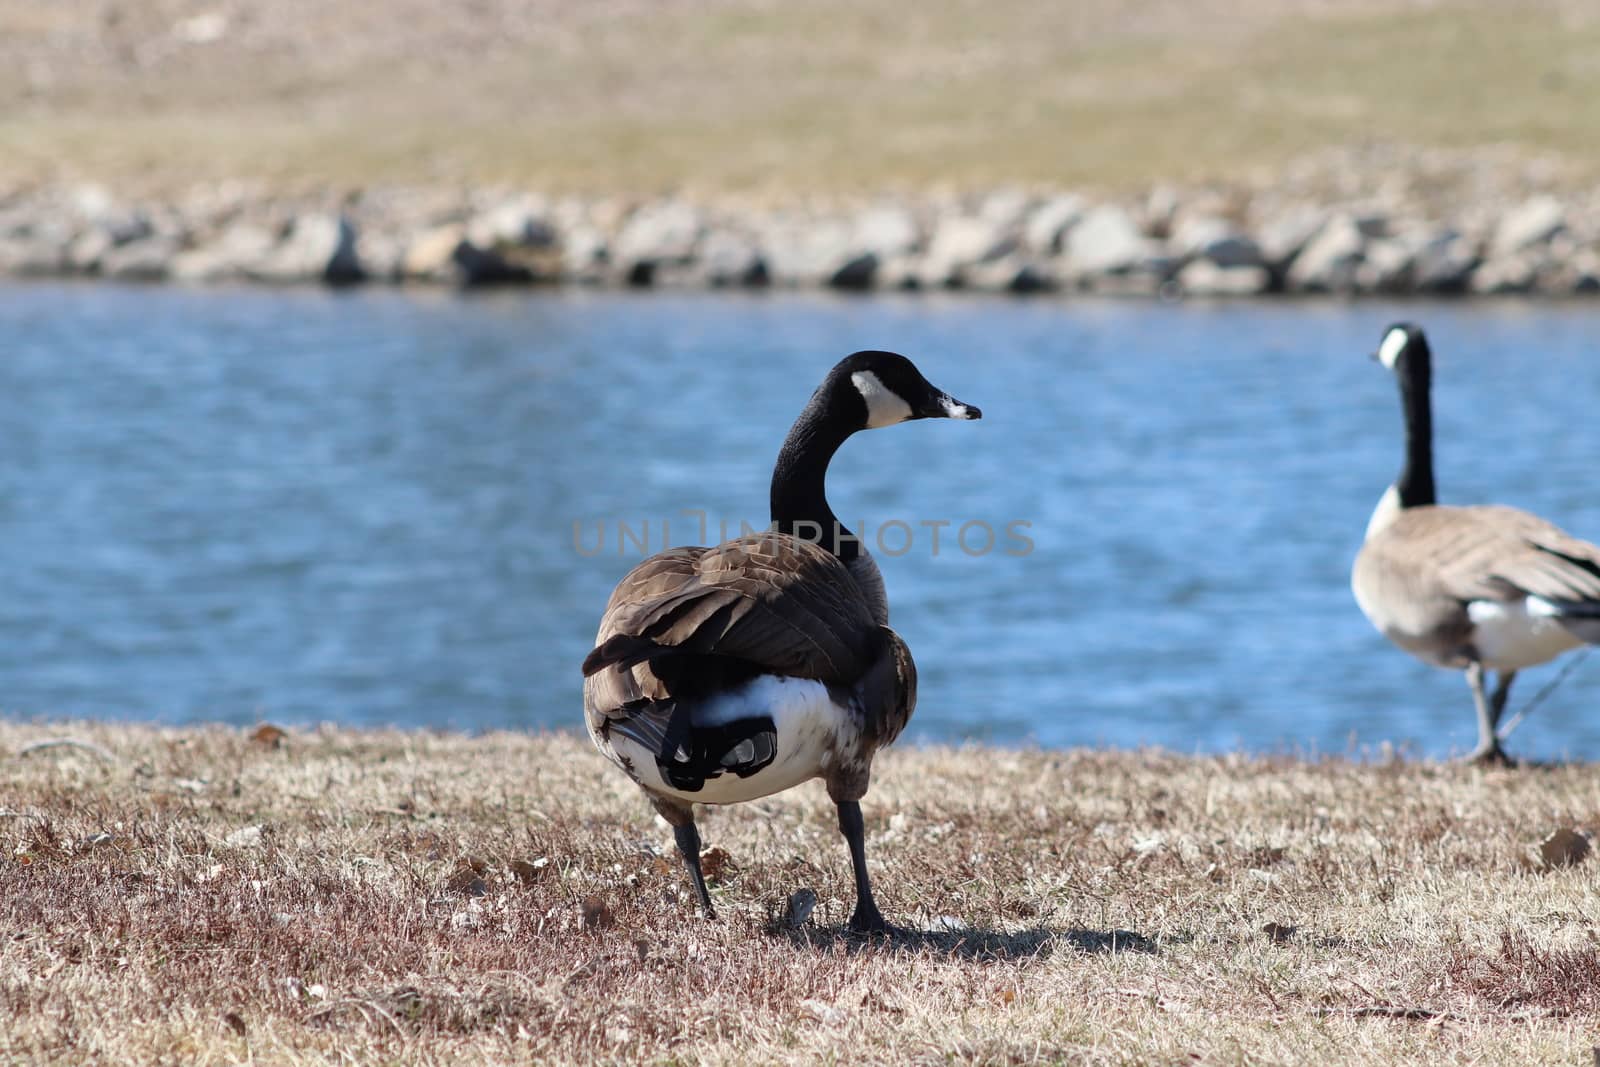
[582,351,980,932]
[1352,323,1600,764]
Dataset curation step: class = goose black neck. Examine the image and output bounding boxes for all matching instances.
[1394,350,1436,509]
[769,388,861,561]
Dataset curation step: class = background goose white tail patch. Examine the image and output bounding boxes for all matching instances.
[1466,597,1585,670]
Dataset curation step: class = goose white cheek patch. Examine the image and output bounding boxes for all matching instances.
[1377,328,1409,369]
[851,371,914,428]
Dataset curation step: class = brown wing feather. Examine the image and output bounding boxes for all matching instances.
[1409,506,1600,604]
[854,626,917,748]
[1489,522,1600,604]
[583,533,881,724]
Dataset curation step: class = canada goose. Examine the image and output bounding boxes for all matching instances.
[581,351,980,932]
[1352,323,1600,764]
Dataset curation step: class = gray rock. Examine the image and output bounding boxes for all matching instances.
[1064,205,1150,276]
[13,178,1600,299]
[559,224,609,282]
[254,215,363,284]
[1285,215,1366,292]
[977,187,1030,230]
[0,217,76,276]
[1256,206,1328,270]
[698,228,766,287]
[920,214,1013,285]
[1142,186,1182,239]
[1022,194,1086,254]
[1491,196,1565,256]
[828,253,878,291]
[1170,216,1262,268]
[355,229,407,283]
[1570,251,1600,294]
[450,239,537,286]
[103,211,155,247]
[1006,261,1056,294]
[68,183,116,221]
[101,237,178,282]
[1175,259,1271,297]
[1081,268,1164,297]
[1202,235,1263,270]
[67,209,163,273]
[1411,231,1479,293]
[851,205,920,259]
[0,236,67,276]
[1168,215,1225,254]
[467,196,555,250]
[1354,238,1415,293]
[613,200,702,275]
[0,205,31,241]
[170,222,277,283]
[875,253,923,291]
[1351,210,1391,239]
[1532,246,1600,295]
[399,225,466,282]
[67,227,114,273]
[454,203,566,283]
[763,219,854,287]
[1469,252,1541,294]
[964,256,1056,294]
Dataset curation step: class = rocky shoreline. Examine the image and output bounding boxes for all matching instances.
[4,156,1599,298]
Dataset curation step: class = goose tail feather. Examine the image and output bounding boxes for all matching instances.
[581,634,670,677]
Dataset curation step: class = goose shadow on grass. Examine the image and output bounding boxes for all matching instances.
[767,922,1159,961]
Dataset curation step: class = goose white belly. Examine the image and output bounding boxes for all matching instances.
[1467,597,1583,671]
[611,675,858,806]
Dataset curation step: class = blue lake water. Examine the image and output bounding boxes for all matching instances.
[2,282,1600,759]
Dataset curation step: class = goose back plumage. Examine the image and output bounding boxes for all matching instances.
[583,532,916,802]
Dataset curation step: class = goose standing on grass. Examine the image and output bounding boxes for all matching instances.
[582,351,980,932]
[1352,323,1600,764]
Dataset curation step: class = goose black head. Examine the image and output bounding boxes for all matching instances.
[827,350,981,431]
[1375,322,1431,378]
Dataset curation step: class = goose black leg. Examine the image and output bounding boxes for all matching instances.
[652,796,716,919]
[1464,662,1513,766]
[1490,670,1517,725]
[673,820,717,919]
[836,800,895,935]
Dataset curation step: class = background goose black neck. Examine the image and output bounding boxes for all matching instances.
[1394,334,1436,510]
[769,382,864,561]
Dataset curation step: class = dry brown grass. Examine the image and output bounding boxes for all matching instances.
[4,0,1600,194]
[4,720,1600,1064]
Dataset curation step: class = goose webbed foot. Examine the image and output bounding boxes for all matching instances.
[1463,740,1517,768]
[1464,662,1517,768]
[835,799,903,937]
[846,901,905,938]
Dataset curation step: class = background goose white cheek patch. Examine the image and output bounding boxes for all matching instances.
[1377,328,1409,369]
